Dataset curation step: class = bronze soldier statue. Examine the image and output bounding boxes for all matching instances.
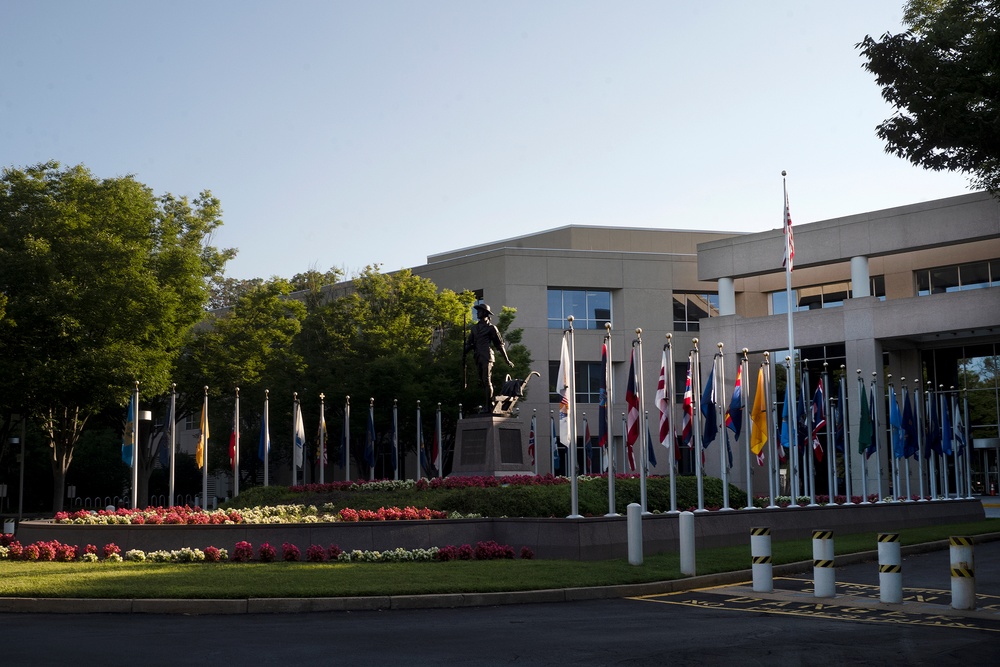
[464,303,513,404]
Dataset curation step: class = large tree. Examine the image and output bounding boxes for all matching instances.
[0,162,233,511]
[858,0,1000,192]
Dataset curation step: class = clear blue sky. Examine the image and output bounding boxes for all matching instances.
[2,1,972,281]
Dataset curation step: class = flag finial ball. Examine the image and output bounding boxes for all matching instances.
[781,170,787,176]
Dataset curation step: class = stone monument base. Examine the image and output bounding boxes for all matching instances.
[450,413,533,477]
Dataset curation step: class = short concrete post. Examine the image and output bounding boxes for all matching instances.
[812,530,835,598]
[950,536,976,610]
[627,503,643,566]
[679,511,696,576]
[877,533,902,604]
[750,527,773,593]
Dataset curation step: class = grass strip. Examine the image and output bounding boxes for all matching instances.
[1,519,996,599]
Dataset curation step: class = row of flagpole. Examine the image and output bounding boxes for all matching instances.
[122,386,454,507]
[551,316,976,517]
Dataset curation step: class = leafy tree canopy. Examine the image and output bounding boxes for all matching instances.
[858,0,1000,193]
[0,161,233,510]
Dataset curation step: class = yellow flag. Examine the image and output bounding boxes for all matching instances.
[750,366,768,461]
[196,404,209,469]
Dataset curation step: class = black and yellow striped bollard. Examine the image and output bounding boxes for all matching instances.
[812,529,835,598]
[877,533,902,603]
[750,527,772,593]
[950,536,975,610]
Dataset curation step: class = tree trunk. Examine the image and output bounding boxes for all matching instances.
[46,405,86,514]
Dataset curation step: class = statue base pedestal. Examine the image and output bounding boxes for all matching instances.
[450,413,533,477]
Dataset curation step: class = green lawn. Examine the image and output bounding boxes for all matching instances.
[1,519,996,599]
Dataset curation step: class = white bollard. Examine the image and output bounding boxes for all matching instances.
[877,533,902,604]
[627,502,643,566]
[950,536,976,610]
[679,511,696,576]
[750,527,773,593]
[812,530,836,598]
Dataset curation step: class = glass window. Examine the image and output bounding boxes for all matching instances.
[674,292,718,331]
[798,286,823,310]
[549,360,603,403]
[961,262,990,290]
[547,289,612,329]
[870,275,886,300]
[823,281,850,307]
[930,266,960,293]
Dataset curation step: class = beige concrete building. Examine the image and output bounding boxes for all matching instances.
[412,225,741,480]
[414,191,1000,500]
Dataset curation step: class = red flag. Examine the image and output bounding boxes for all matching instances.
[680,360,693,447]
[655,350,671,455]
[625,348,639,472]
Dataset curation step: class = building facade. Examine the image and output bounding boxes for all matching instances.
[415,192,1000,499]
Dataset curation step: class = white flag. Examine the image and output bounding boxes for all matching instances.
[557,332,572,444]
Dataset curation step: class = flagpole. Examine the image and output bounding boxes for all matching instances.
[715,344,730,511]
[531,410,538,477]
[201,386,209,509]
[263,390,270,487]
[691,341,705,512]
[782,171,800,509]
[823,364,834,502]
[551,410,558,476]
[924,380,938,500]
[392,399,399,482]
[344,395,351,483]
[319,394,327,484]
[416,400,422,482]
[840,368,853,505]
[567,317,582,519]
[435,402,443,480]
[764,353,778,508]
[665,335,677,514]
[888,377,899,501]
[940,387,951,499]
[857,371,869,503]
[621,412,627,482]
[635,328,648,515]
[582,414,589,475]
[962,392,972,499]
[871,374,884,502]
[605,323,617,516]
[372,398,379,482]
[786,357,799,507]
[169,383,176,506]
[234,387,240,499]
[803,361,816,506]
[742,349,754,510]
[903,380,913,501]
[951,388,962,498]
[915,385,926,501]
[131,380,139,509]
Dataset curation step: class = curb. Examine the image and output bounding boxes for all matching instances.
[1,533,998,615]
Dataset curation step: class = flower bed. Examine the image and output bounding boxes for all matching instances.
[0,533,527,564]
[54,504,451,526]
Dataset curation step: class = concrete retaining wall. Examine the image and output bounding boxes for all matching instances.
[14,499,984,560]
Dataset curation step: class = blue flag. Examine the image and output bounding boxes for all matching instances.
[646,427,657,468]
[365,409,376,467]
[941,397,953,456]
[726,364,743,440]
[122,393,135,467]
[889,386,904,459]
[779,383,792,451]
[902,388,918,458]
[925,392,942,456]
[701,365,718,448]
